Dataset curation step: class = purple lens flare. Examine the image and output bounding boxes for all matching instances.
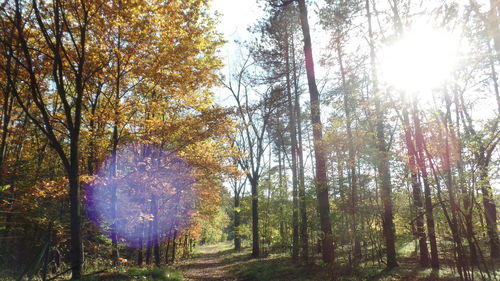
[86,144,196,248]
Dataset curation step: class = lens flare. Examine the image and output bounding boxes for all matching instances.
[86,144,196,248]
[378,24,462,95]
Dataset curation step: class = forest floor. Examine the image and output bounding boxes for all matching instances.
[175,243,240,281]
[177,241,500,281]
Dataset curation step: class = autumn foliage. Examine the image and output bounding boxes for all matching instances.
[0,0,234,278]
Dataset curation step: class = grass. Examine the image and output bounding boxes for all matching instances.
[199,241,234,253]
[234,256,331,281]
[126,267,182,281]
[216,243,500,281]
[82,266,183,281]
[218,247,330,281]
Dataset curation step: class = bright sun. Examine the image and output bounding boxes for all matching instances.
[378,24,461,95]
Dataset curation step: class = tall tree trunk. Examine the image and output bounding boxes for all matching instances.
[69,138,82,279]
[152,197,160,266]
[297,0,334,266]
[402,106,429,267]
[477,152,500,258]
[110,122,119,260]
[0,83,13,171]
[377,121,398,269]
[454,92,477,266]
[11,1,87,277]
[172,230,177,263]
[110,5,122,259]
[483,4,500,259]
[412,105,439,269]
[234,193,242,251]
[278,138,286,247]
[0,32,19,256]
[337,152,348,240]
[296,101,309,263]
[138,223,144,265]
[336,36,361,262]
[165,238,170,264]
[290,31,309,263]
[286,31,300,263]
[86,86,101,175]
[483,20,500,259]
[443,94,470,280]
[365,0,397,269]
[69,50,84,280]
[145,219,152,265]
[250,178,260,257]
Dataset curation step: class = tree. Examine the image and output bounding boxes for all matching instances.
[319,0,365,263]
[269,0,336,267]
[412,103,439,269]
[296,0,335,266]
[365,0,398,269]
[401,101,430,267]
[225,57,277,257]
[250,4,310,262]
[229,169,246,251]
[0,0,229,277]
[4,0,96,277]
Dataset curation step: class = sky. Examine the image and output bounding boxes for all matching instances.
[211,0,264,74]
[209,0,264,105]
[209,0,328,105]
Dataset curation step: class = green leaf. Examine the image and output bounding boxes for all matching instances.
[0,185,10,191]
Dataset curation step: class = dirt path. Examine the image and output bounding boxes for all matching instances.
[176,245,240,281]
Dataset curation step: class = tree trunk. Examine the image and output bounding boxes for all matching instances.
[443,94,470,280]
[10,1,87,278]
[138,223,144,265]
[110,144,119,261]
[454,92,477,266]
[0,80,14,253]
[172,230,177,263]
[377,131,398,269]
[110,13,122,260]
[165,239,170,264]
[478,153,500,258]
[86,89,101,175]
[336,37,361,262]
[69,140,82,279]
[365,0,397,269]
[412,105,439,269]
[285,32,300,263]
[234,193,242,251]
[402,107,429,267]
[0,84,13,171]
[145,220,152,265]
[250,178,260,257]
[152,197,160,266]
[292,35,309,263]
[297,0,334,266]
[278,140,286,247]
[110,89,120,262]
[337,152,348,240]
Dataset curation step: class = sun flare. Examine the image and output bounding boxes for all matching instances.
[378,24,462,95]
